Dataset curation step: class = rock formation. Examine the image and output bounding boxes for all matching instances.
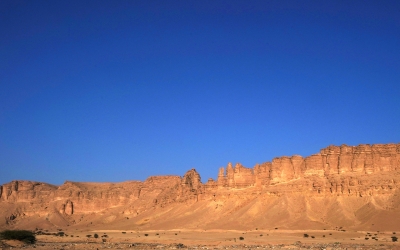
[1,143,400,231]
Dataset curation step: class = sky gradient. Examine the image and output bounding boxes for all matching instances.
[1,1,400,185]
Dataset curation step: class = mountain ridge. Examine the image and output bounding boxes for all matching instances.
[1,143,400,231]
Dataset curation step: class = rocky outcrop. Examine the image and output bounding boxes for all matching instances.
[217,163,255,188]
[0,181,57,202]
[1,143,400,231]
[254,162,270,187]
[214,143,400,187]
[181,169,201,191]
[320,144,400,174]
[60,200,73,215]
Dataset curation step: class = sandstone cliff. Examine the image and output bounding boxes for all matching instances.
[1,143,400,231]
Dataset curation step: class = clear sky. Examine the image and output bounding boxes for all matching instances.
[1,1,399,185]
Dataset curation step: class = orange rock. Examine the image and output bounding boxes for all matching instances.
[1,143,400,231]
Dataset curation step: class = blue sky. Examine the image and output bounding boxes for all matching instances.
[1,1,400,185]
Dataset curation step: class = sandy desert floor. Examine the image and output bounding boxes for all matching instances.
[1,229,400,249]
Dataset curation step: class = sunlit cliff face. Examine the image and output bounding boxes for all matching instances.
[1,143,400,231]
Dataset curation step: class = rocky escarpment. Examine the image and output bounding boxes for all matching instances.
[215,143,400,188]
[1,143,400,231]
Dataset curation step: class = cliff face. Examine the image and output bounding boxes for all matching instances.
[1,143,400,231]
[215,143,400,188]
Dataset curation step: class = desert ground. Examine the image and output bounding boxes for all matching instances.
[1,228,399,249]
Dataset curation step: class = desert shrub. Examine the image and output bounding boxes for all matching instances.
[303,234,309,238]
[176,243,186,248]
[94,233,99,238]
[0,230,36,244]
[144,234,148,236]
[260,234,263,237]
[86,234,92,238]
[122,232,126,234]
[311,236,315,238]
[365,237,369,240]
[56,232,65,236]
[239,237,244,240]
[392,236,398,242]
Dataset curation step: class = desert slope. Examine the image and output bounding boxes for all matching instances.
[1,143,400,231]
